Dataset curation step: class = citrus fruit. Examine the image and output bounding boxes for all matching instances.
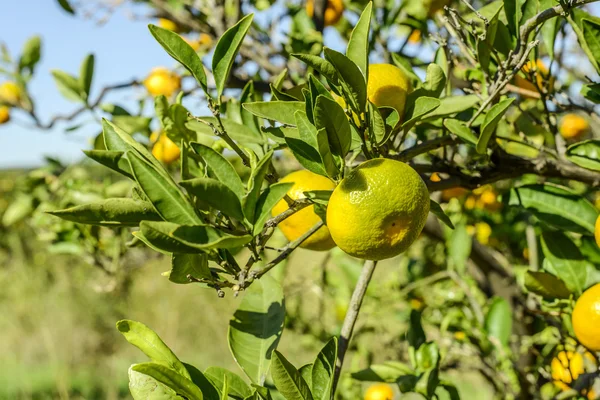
[0,106,9,124]
[441,187,468,201]
[327,159,429,260]
[150,132,180,164]
[271,170,336,251]
[559,114,589,140]
[514,59,553,97]
[0,81,22,105]
[572,283,600,351]
[408,29,422,43]
[143,67,181,97]
[368,64,412,120]
[306,0,344,26]
[158,18,181,33]
[364,383,394,400]
[551,350,597,396]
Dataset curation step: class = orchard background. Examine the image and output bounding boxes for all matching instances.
[1,0,600,399]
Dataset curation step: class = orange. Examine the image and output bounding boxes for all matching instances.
[0,106,9,124]
[271,170,336,251]
[158,18,181,33]
[596,215,600,248]
[367,64,412,120]
[150,132,180,164]
[143,67,181,97]
[365,384,394,400]
[0,81,22,106]
[572,283,600,351]
[514,60,553,97]
[559,114,589,140]
[306,0,344,26]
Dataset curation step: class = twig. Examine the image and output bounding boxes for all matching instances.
[332,259,377,397]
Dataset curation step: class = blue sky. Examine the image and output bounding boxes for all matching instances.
[0,1,178,168]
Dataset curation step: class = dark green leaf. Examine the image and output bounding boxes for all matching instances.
[271,351,313,400]
[346,2,372,77]
[169,253,212,284]
[131,363,203,400]
[102,119,163,170]
[212,14,254,100]
[524,271,571,299]
[83,150,133,179]
[423,95,480,120]
[253,182,294,235]
[402,96,441,132]
[149,24,208,92]
[128,151,201,225]
[19,35,41,73]
[443,119,477,145]
[505,184,599,234]
[407,310,425,349]
[324,48,367,113]
[205,367,253,400]
[429,200,454,229]
[181,178,245,221]
[48,198,160,226]
[229,275,285,384]
[243,151,274,223]
[116,320,190,379]
[184,364,221,400]
[316,128,341,179]
[477,98,515,154]
[314,95,352,158]
[311,337,337,400]
[79,53,94,101]
[351,362,413,383]
[191,143,245,198]
[291,54,338,84]
[243,102,305,126]
[57,0,75,14]
[541,231,589,294]
[369,102,387,145]
[581,83,600,104]
[582,19,600,71]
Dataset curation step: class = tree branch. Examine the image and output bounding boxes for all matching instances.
[332,259,377,397]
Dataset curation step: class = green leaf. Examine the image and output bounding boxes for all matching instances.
[83,150,133,179]
[448,224,471,274]
[411,64,446,99]
[504,0,523,37]
[131,363,203,400]
[351,362,414,383]
[429,200,454,229]
[57,0,75,14]
[212,14,254,100]
[291,54,338,84]
[311,337,337,400]
[443,119,477,145]
[324,48,367,113]
[299,365,313,389]
[271,351,313,400]
[524,271,571,299]
[407,310,426,349]
[391,53,421,88]
[415,342,439,373]
[102,119,163,170]
[191,143,245,198]
[477,98,515,154]
[316,128,341,179]
[505,184,599,234]
[128,152,201,225]
[369,102,387,145]
[184,364,221,400]
[48,198,161,226]
[128,366,179,400]
[314,95,352,158]
[566,140,600,171]
[540,0,559,58]
[567,11,600,74]
[1,195,34,227]
[113,116,152,136]
[51,69,83,102]
[149,24,208,93]
[242,102,305,126]
[79,53,94,101]
[286,111,327,176]
[169,253,212,284]
[346,2,372,77]
[402,96,441,132]
[229,275,285,384]
[116,320,190,379]
[19,35,41,73]
[582,19,600,71]
[253,182,294,236]
[141,221,252,253]
[581,83,600,104]
[243,151,274,223]
[181,178,244,221]
[484,297,512,347]
[541,231,589,295]
[204,367,253,400]
[424,95,480,120]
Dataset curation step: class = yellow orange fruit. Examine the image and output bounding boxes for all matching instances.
[151,132,181,164]
[441,187,468,201]
[143,67,181,97]
[560,114,590,140]
[306,0,344,26]
[367,64,412,121]
[365,383,394,400]
[514,59,553,97]
[0,106,9,124]
[327,159,429,260]
[572,283,600,351]
[0,81,22,106]
[271,170,336,251]
[551,351,584,385]
[596,215,600,248]
[408,30,422,44]
[158,18,181,33]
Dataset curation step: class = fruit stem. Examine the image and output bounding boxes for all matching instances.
[332,259,377,397]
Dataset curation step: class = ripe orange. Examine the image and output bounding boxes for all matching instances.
[143,67,181,97]
[364,383,394,400]
[306,0,344,26]
[572,283,600,351]
[559,114,589,140]
[150,132,180,164]
[367,64,412,120]
[0,106,9,124]
[271,170,336,251]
